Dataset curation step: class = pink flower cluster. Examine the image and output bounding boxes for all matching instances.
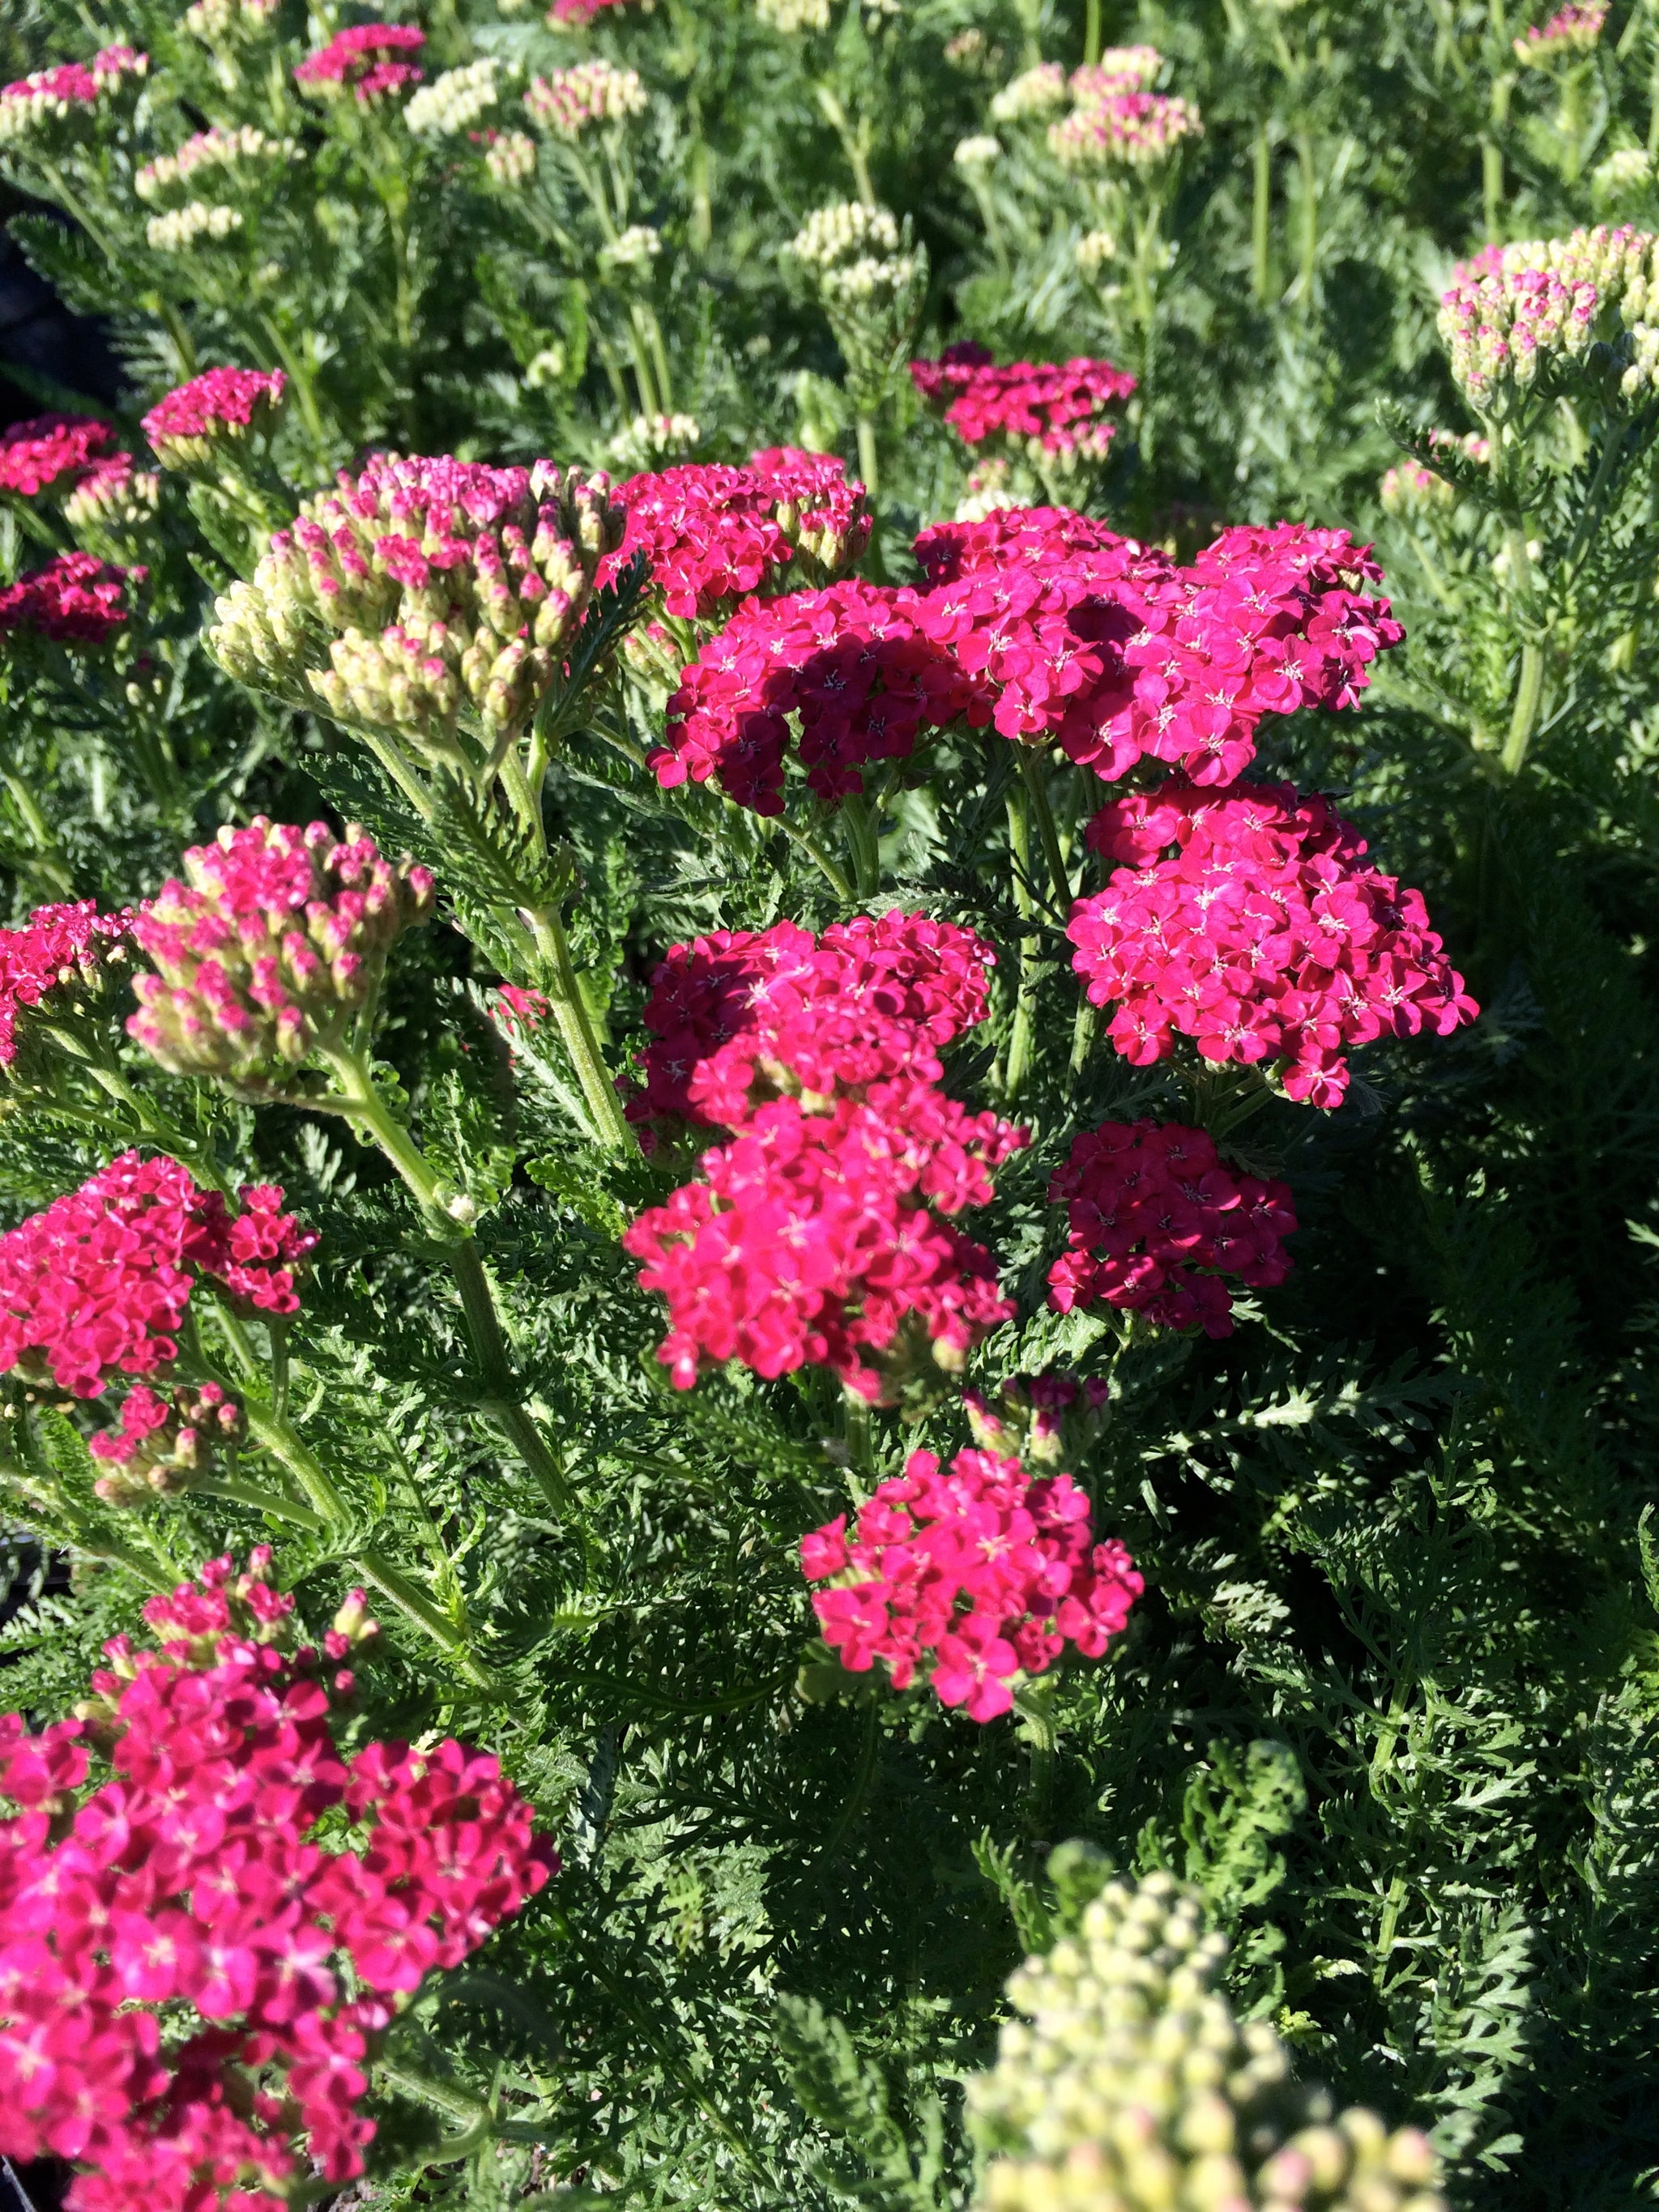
[657,577,981,812]
[909,345,1137,460]
[625,1084,1026,1398]
[0,900,130,1068]
[1068,778,1478,1105]
[0,552,143,643]
[129,819,435,1082]
[0,1553,554,2210]
[0,413,119,498]
[599,449,870,621]
[625,913,1021,1399]
[652,505,1402,812]
[142,367,286,463]
[0,46,145,132]
[548,0,633,19]
[293,21,424,102]
[1437,256,1597,406]
[629,909,996,1129]
[800,1446,1142,1720]
[1514,2,1606,62]
[0,1152,314,1398]
[1047,1118,1295,1336]
[1049,87,1202,168]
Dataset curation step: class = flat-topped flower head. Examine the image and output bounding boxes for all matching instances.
[183,0,279,43]
[134,126,299,202]
[1047,1117,1296,1336]
[600,450,869,629]
[0,900,131,1074]
[629,910,996,1130]
[1050,89,1203,168]
[0,1551,553,2207]
[801,1444,1142,1719]
[1068,778,1478,1106]
[525,59,646,135]
[62,455,160,550]
[1441,225,1659,403]
[1515,2,1607,63]
[143,365,287,471]
[295,21,425,103]
[1070,47,1162,105]
[0,413,120,500]
[129,818,434,1086]
[625,1081,1026,1400]
[910,351,1137,465]
[403,58,502,139]
[208,454,624,762]
[548,0,636,21]
[0,45,145,146]
[0,1154,313,1398]
[0,552,143,644]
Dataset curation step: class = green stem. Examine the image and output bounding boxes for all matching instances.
[1004,782,1041,1098]
[195,1476,327,1530]
[855,412,881,508]
[1252,123,1273,305]
[450,1242,569,1514]
[1017,749,1073,910]
[356,1551,499,1691]
[256,313,330,461]
[1069,993,1097,1074]
[1083,0,1101,66]
[83,1065,232,1195]
[0,770,72,889]
[523,903,636,1152]
[784,816,857,901]
[242,1402,348,1522]
[1501,640,1545,775]
[1294,128,1318,304]
[814,85,876,205]
[821,1699,881,1859]
[840,792,881,898]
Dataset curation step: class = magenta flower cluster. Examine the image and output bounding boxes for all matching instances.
[293,21,425,102]
[1047,1118,1296,1336]
[651,505,1403,812]
[0,900,131,1067]
[0,413,119,499]
[0,1152,314,1399]
[623,913,1024,1400]
[628,909,995,1131]
[0,46,145,118]
[1068,778,1478,1105]
[599,449,870,621]
[0,1552,553,2210]
[0,552,143,643]
[800,1445,1143,1720]
[909,343,1137,459]
[141,367,286,461]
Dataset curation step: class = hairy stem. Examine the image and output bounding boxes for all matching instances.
[1004,782,1042,1097]
[522,903,637,1151]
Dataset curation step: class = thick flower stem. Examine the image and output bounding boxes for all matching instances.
[1017,749,1074,910]
[1004,784,1042,1097]
[1252,123,1273,304]
[1501,640,1545,775]
[242,1403,349,1523]
[195,1476,327,1531]
[353,1550,499,1692]
[315,1046,573,1506]
[1083,0,1102,67]
[855,415,881,510]
[522,903,638,1152]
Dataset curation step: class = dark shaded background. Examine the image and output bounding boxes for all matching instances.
[0,189,122,430]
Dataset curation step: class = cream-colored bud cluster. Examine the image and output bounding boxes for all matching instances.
[969,1873,1446,2212]
[1594,147,1653,202]
[991,62,1067,121]
[601,224,662,272]
[954,458,1027,522]
[791,200,902,270]
[404,58,502,138]
[608,411,702,467]
[209,457,625,767]
[63,461,161,546]
[484,127,539,185]
[524,60,647,138]
[955,134,1002,169]
[183,0,278,41]
[1513,2,1606,66]
[146,201,243,251]
[757,0,833,31]
[135,126,297,202]
[1076,228,1117,276]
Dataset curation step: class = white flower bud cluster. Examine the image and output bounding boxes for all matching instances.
[1593,147,1653,201]
[404,58,502,139]
[135,126,298,203]
[484,128,539,185]
[63,462,161,550]
[1440,228,1659,405]
[607,411,702,467]
[991,62,1067,121]
[955,134,1002,169]
[208,455,625,767]
[601,224,662,272]
[968,1873,1447,2212]
[791,200,903,270]
[756,0,833,31]
[954,458,1026,523]
[183,0,279,41]
[146,201,244,251]
[1075,228,1118,276]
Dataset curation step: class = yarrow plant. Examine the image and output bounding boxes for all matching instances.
[2,3,1655,2205]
